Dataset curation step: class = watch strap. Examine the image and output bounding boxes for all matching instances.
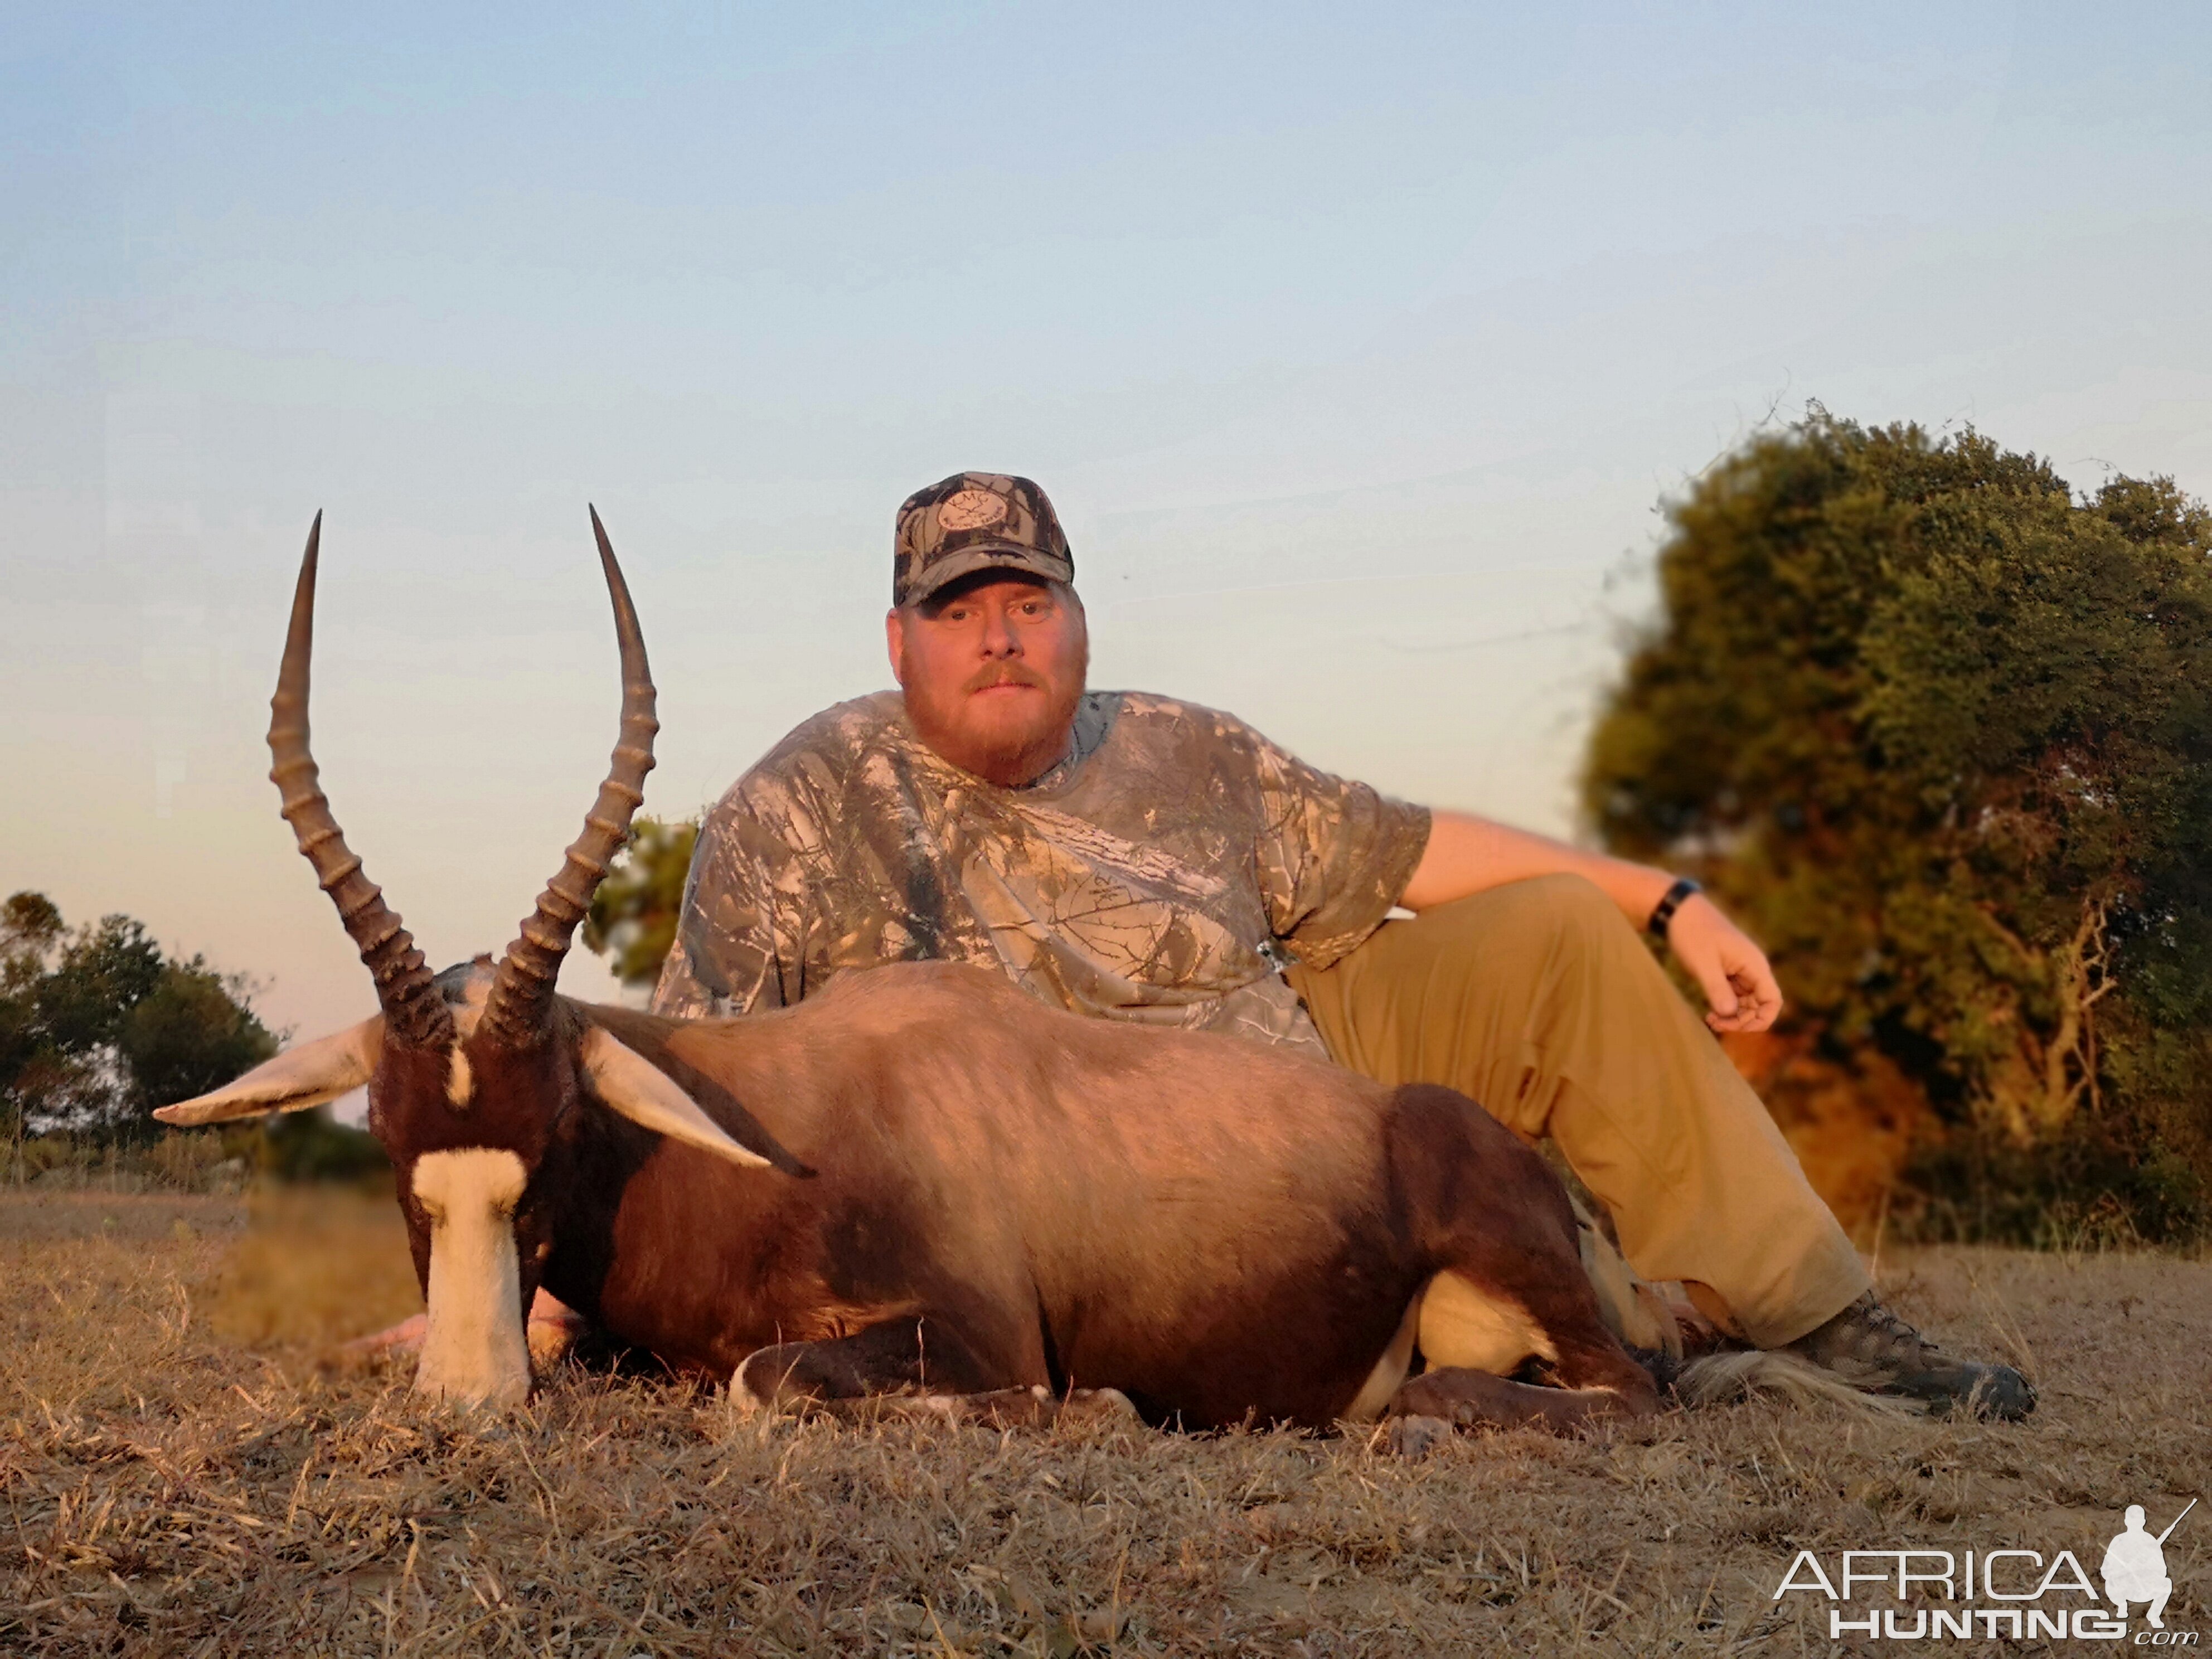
[1647,876,1701,939]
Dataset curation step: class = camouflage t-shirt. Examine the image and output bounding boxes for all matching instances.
[651,690,1432,1054]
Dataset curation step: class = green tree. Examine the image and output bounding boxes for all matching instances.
[1584,412,2212,1241]
[2,890,64,969]
[1,893,108,1147]
[583,817,699,991]
[0,892,279,1142]
[121,957,280,1120]
[2,895,65,1130]
[35,914,164,1059]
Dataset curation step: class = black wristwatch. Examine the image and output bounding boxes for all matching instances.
[1647,877,1701,939]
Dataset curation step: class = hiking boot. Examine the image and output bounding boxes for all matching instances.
[1786,1292,2036,1420]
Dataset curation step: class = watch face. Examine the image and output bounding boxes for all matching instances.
[937,489,1009,534]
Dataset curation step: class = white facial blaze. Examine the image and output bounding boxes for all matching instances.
[409,1148,532,1409]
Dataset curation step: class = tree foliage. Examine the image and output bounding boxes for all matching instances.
[1585,411,2212,1240]
[583,817,700,991]
[0,892,279,1142]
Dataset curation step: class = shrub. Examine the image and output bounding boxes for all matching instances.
[1585,411,2212,1244]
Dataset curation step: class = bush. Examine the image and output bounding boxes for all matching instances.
[2,894,279,1143]
[1585,411,2212,1245]
[255,1109,390,1183]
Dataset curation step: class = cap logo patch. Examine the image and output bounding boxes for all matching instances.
[937,489,1008,533]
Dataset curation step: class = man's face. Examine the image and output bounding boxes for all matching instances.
[886,573,1089,788]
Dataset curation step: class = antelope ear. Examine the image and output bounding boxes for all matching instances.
[153,1016,385,1126]
[579,1026,771,1171]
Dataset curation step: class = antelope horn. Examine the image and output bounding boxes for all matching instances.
[482,506,657,1043]
[269,513,452,1047]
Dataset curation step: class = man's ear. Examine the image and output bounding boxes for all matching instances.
[885,606,906,686]
[1061,583,1090,658]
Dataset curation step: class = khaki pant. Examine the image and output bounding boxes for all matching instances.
[1286,875,1869,1350]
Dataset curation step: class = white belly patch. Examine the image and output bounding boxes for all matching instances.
[1415,1269,1558,1376]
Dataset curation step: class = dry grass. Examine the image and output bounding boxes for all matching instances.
[2,1191,2206,1656]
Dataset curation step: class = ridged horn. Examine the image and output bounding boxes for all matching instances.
[482,506,658,1043]
[269,513,452,1047]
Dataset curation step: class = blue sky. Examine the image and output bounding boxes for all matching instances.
[4,1,2208,1051]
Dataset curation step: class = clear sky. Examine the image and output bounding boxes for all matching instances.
[4,2,2208,1065]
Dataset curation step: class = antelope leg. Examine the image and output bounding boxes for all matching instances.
[1389,1365,1651,1436]
[732,1314,1007,1411]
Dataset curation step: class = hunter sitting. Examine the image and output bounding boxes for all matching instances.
[651,470,2032,1418]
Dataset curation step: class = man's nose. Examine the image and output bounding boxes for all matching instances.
[978,605,1021,657]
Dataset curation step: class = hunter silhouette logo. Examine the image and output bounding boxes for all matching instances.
[2106,1500,2195,1630]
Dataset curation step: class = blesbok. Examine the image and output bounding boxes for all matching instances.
[157,511,1663,1435]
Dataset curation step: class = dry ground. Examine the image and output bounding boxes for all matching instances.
[1,1189,2205,1657]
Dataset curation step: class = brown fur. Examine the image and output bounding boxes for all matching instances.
[376,959,1662,1432]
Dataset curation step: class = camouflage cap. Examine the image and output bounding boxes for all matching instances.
[893,472,1075,608]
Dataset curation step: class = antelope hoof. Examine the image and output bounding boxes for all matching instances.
[1388,1413,1453,1459]
[1059,1387,1139,1427]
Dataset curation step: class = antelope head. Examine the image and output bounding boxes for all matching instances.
[156,511,765,1409]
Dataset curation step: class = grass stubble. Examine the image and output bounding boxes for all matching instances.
[1,1189,2204,1657]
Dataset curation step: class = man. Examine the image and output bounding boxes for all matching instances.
[2102,1503,2182,1629]
[655,471,2032,1417]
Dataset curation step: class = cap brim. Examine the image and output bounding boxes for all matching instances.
[901,544,1076,607]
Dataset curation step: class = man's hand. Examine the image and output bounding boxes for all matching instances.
[1666,894,1784,1034]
